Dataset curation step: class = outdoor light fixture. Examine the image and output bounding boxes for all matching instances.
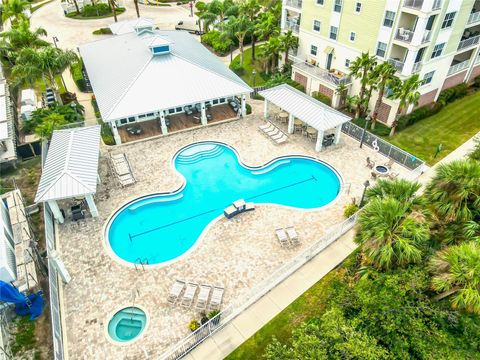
[359,112,371,149]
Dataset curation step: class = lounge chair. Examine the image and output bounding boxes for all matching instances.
[286,226,299,246]
[196,284,212,310]
[276,228,289,247]
[233,199,246,211]
[273,134,288,144]
[266,128,280,137]
[209,285,225,310]
[259,122,273,131]
[224,205,238,219]
[245,202,255,211]
[167,280,185,305]
[181,282,198,308]
[366,157,375,169]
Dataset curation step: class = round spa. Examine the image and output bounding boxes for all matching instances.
[107,307,147,343]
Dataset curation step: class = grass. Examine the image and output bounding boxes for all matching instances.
[33,76,66,95]
[389,90,480,165]
[230,46,268,87]
[66,7,125,19]
[10,316,38,356]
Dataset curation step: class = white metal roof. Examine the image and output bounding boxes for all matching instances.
[259,84,351,131]
[108,17,154,35]
[79,30,252,122]
[34,126,101,203]
[0,122,8,140]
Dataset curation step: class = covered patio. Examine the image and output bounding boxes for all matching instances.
[34,126,101,223]
[259,84,351,151]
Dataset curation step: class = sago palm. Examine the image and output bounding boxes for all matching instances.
[356,197,429,270]
[370,62,398,129]
[429,242,480,314]
[348,52,377,118]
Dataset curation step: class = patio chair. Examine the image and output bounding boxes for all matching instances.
[71,207,86,221]
[233,199,246,212]
[181,282,198,308]
[388,171,399,180]
[209,285,225,310]
[366,157,375,169]
[167,280,185,305]
[275,228,289,247]
[384,159,395,168]
[286,226,299,246]
[224,205,239,219]
[184,106,193,115]
[195,284,212,310]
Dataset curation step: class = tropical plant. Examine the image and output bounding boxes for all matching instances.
[35,113,67,140]
[133,0,140,18]
[109,0,117,22]
[429,242,480,314]
[365,178,423,208]
[1,0,30,25]
[0,20,48,64]
[344,203,359,218]
[199,0,238,32]
[469,136,480,161]
[370,62,397,129]
[259,35,281,73]
[335,82,348,108]
[356,197,429,270]
[241,0,260,61]
[345,95,360,113]
[387,74,422,137]
[280,29,298,64]
[254,10,279,42]
[225,15,252,66]
[348,52,377,118]
[12,46,79,105]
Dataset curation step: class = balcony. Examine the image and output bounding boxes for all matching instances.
[293,62,352,86]
[285,20,299,34]
[458,34,480,50]
[395,28,414,43]
[285,0,302,10]
[448,60,470,76]
[412,62,422,73]
[468,11,480,25]
[432,0,442,10]
[388,58,405,72]
[422,30,432,43]
[403,0,423,9]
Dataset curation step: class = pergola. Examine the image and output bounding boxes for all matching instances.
[34,126,101,223]
[259,84,351,151]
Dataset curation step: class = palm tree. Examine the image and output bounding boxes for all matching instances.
[365,178,422,207]
[133,0,140,18]
[0,20,48,64]
[356,197,429,270]
[241,0,260,61]
[35,113,67,140]
[109,0,118,22]
[280,30,298,64]
[335,83,348,108]
[226,15,252,66]
[201,0,238,32]
[369,62,397,129]
[348,52,377,118]
[1,0,30,25]
[429,242,480,314]
[387,74,422,137]
[13,46,79,105]
[254,11,280,42]
[260,36,281,73]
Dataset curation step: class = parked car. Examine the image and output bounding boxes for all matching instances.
[175,20,203,35]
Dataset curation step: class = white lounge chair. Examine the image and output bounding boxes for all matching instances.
[273,133,288,144]
[286,226,299,246]
[181,282,198,308]
[275,228,289,247]
[259,122,273,131]
[167,280,185,305]
[196,284,212,310]
[265,128,279,137]
[209,285,225,310]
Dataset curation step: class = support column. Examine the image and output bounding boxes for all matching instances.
[47,200,64,224]
[85,194,98,218]
[315,130,325,152]
[111,122,122,145]
[287,114,294,134]
[263,99,269,119]
[201,102,207,125]
[159,110,168,134]
[241,94,246,116]
[334,125,342,145]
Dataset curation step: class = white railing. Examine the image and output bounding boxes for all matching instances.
[403,0,423,9]
[422,29,432,43]
[476,54,480,64]
[432,0,442,10]
[448,60,470,76]
[285,21,299,34]
[468,11,480,25]
[395,28,414,43]
[285,0,302,9]
[293,62,352,85]
[412,61,422,73]
[388,58,405,72]
[458,35,480,50]
[160,212,361,360]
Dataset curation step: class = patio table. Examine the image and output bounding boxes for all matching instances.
[278,112,289,123]
[306,126,317,139]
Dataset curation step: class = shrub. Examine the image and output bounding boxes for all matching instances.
[437,83,468,106]
[201,30,232,55]
[100,123,115,145]
[70,62,87,92]
[343,203,359,218]
[188,319,200,332]
[207,310,220,319]
[92,27,113,35]
[251,93,264,100]
[396,104,442,130]
[245,103,252,115]
[230,60,244,76]
[82,3,111,16]
[200,313,209,325]
[473,75,480,90]
[312,91,331,106]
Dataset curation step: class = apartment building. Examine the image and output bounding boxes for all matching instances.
[281,0,480,125]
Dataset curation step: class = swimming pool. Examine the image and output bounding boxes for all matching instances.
[106,142,341,266]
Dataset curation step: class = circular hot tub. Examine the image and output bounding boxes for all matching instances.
[375,165,389,176]
[107,307,147,343]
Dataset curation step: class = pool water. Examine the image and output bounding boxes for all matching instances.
[107,307,147,342]
[106,142,341,265]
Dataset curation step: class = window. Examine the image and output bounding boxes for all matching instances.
[422,71,434,85]
[441,12,456,29]
[138,114,146,118]
[310,45,318,56]
[345,59,351,68]
[376,41,387,58]
[383,10,395,28]
[147,112,155,117]
[175,107,182,112]
[213,99,219,104]
[313,20,321,32]
[350,32,356,42]
[220,98,226,103]
[168,108,175,114]
[355,2,361,13]
[316,0,324,5]
[329,26,338,40]
[119,119,127,124]
[334,0,342,12]
[431,43,445,58]
[128,117,135,122]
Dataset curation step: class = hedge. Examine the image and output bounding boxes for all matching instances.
[70,62,87,92]
[201,30,232,56]
[246,103,252,115]
[92,27,113,35]
[311,91,331,106]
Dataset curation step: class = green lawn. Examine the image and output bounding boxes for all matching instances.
[34,76,66,95]
[389,90,480,165]
[230,46,268,87]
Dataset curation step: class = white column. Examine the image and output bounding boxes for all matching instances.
[411,16,429,46]
[85,194,98,218]
[159,110,168,134]
[241,94,246,116]
[263,99,269,119]
[280,5,287,30]
[315,130,325,152]
[402,50,417,76]
[334,125,342,145]
[287,114,294,134]
[47,200,64,224]
[111,122,122,145]
[201,102,207,125]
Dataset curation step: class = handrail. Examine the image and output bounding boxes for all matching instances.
[458,35,480,50]
[447,60,470,76]
[468,11,480,25]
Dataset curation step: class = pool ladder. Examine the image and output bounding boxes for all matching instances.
[134,258,149,271]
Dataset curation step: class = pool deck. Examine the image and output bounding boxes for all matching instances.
[56,102,413,359]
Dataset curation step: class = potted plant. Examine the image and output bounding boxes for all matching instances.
[208,310,221,326]
[188,319,200,332]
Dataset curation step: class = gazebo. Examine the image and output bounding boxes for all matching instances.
[34,126,101,223]
[259,84,351,151]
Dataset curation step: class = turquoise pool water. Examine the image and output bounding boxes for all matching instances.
[106,142,341,265]
[107,307,146,342]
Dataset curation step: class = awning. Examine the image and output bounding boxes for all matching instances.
[324,46,334,54]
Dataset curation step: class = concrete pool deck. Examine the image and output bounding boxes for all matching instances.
[56,103,414,359]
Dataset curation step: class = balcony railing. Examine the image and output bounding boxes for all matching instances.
[458,35,480,50]
[447,60,470,76]
[403,0,423,9]
[412,62,422,73]
[432,0,442,10]
[476,54,480,64]
[285,21,299,34]
[468,11,480,25]
[395,28,414,43]
[422,30,432,43]
[293,62,352,86]
[285,0,302,9]
[388,58,405,72]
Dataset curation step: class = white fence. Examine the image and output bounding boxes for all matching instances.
[160,212,360,360]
